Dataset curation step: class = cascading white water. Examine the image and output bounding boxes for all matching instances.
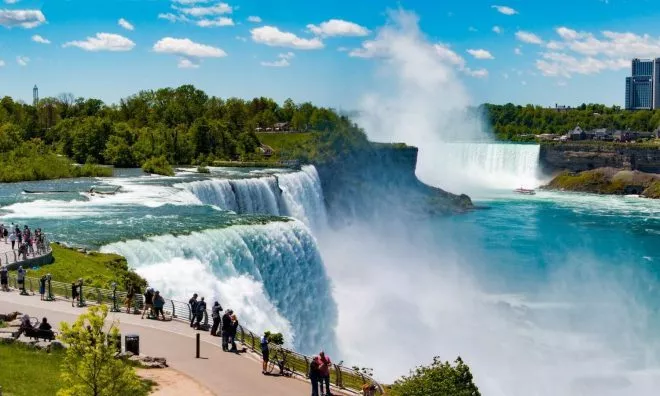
[101,220,337,355]
[179,165,327,230]
[423,143,542,192]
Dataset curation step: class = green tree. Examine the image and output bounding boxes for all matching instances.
[389,357,480,396]
[57,305,143,396]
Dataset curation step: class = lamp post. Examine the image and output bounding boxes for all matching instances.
[77,279,86,307]
[45,273,54,301]
[110,282,120,312]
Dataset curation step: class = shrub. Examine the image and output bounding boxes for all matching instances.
[141,156,174,176]
[389,356,480,396]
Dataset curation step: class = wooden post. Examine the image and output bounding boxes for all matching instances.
[196,333,200,358]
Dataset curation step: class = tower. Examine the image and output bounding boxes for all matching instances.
[33,85,39,106]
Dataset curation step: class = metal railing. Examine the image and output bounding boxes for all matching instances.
[6,273,383,394]
[0,237,51,266]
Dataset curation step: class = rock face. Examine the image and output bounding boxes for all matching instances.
[315,143,473,225]
[544,167,660,198]
[540,143,660,173]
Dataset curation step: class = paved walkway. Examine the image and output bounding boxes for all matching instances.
[0,290,315,396]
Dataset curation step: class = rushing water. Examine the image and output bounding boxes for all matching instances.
[1,162,659,395]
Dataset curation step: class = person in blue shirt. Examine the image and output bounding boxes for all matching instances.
[261,331,270,374]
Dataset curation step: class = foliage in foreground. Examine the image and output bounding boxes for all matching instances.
[388,357,480,396]
[141,155,174,176]
[27,244,147,291]
[0,342,65,396]
[0,140,111,183]
[57,305,147,396]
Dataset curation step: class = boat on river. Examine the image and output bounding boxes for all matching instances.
[514,187,536,195]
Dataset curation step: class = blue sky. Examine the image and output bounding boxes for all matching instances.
[2,0,660,108]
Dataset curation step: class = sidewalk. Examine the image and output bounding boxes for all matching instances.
[0,290,313,396]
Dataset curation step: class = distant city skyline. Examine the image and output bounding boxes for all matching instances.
[3,0,660,108]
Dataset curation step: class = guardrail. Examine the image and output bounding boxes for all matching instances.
[6,274,383,394]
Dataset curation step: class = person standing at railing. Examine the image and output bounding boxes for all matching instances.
[261,331,270,375]
[17,266,25,293]
[141,288,154,319]
[309,356,322,396]
[318,351,332,396]
[125,283,136,314]
[2,225,7,243]
[210,301,223,336]
[221,309,232,351]
[228,313,239,352]
[39,275,47,301]
[71,281,80,307]
[188,293,198,328]
[194,297,206,329]
[0,266,8,292]
[153,291,166,320]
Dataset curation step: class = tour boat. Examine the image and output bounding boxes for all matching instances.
[514,187,536,195]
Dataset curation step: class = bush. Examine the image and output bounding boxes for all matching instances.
[197,165,210,174]
[389,357,480,396]
[141,156,174,176]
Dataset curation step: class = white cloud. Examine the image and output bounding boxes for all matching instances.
[175,2,232,17]
[261,52,295,67]
[514,47,522,55]
[0,59,5,67]
[465,68,489,78]
[31,34,50,44]
[491,5,518,15]
[118,18,134,31]
[0,9,46,28]
[307,19,369,37]
[516,31,543,44]
[196,17,233,27]
[247,16,261,23]
[235,36,247,42]
[492,26,502,34]
[532,26,660,78]
[16,55,29,66]
[178,58,200,68]
[63,33,135,52]
[153,37,227,58]
[158,13,186,23]
[251,26,323,49]
[172,0,212,4]
[467,49,494,59]
[4,0,20,4]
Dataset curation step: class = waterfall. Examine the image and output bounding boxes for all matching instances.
[419,143,543,192]
[101,220,337,355]
[179,165,327,229]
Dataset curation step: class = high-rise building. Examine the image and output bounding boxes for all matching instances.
[625,59,654,110]
[33,85,39,106]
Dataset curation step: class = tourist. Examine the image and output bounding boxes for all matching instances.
[39,275,47,301]
[14,313,33,339]
[9,230,16,250]
[15,227,22,244]
[141,288,154,319]
[153,291,166,320]
[2,225,7,243]
[0,225,4,242]
[0,266,8,292]
[71,281,79,307]
[188,293,198,327]
[229,313,239,352]
[210,301,223,336]
[194,297,206,329]
[261,331,270,374]
[309,356,322,396]
[38,317,52,331]
[17,266,25,293]
[318,351,332,396]
[221,309,232,351]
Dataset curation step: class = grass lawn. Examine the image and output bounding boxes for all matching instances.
[22,244,146,291]
[0,342,65,396]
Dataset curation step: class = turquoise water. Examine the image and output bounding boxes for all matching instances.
[1,169,659,395]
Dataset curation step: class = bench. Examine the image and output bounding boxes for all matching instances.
[23,327,56,341]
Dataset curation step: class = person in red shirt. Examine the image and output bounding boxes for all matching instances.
[318,351,332,396]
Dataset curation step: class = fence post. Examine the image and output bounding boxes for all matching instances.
[336,365,343,388]
[304,356,310,378]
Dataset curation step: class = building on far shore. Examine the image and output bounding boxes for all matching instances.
[625,58,660,110]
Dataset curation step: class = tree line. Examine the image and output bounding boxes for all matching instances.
[483,103,660,141]
[0,85,367,169]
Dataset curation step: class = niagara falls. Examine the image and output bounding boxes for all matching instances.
[2,1,660,396]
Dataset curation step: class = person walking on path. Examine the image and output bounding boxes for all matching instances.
[318,351,332,396]
[141,288,154,319]
[309,356,322,396]
[125,283,136,314]
[71,281,79,307]
[210,301,223,336]
[221,310,232,351]
[261,331,270,374]
[194,296,206,329]
[152,291,166,320]
[188,293,198,327]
